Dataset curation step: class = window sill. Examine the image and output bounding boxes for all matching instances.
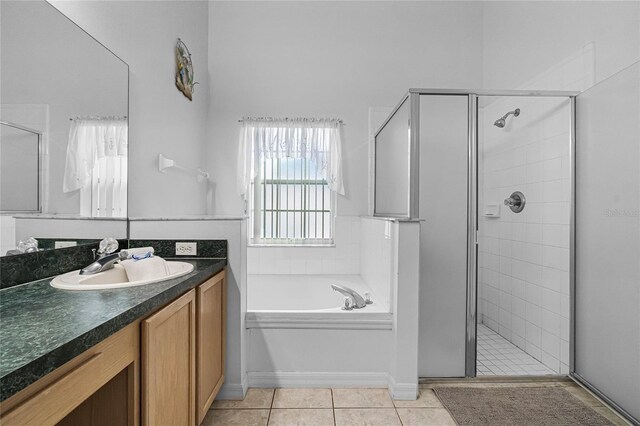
[249,242,335,248]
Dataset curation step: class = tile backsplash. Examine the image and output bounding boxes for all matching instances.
[128,239,227,259]
[0,242,99,289]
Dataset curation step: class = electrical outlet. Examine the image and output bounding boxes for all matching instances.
[175,242,197,256]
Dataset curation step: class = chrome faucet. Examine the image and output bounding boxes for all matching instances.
[331,284,369,309]
[80,237,123,275]
[80,251,127,275]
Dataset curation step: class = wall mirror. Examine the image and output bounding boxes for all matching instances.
[0,0,129,256]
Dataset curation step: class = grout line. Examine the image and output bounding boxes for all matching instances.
[393,398,405,426]
[265,388,276,425]
[331,389,336,426]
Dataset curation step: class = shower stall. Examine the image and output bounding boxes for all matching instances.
[374,88,576,378]
[374,79,640,424]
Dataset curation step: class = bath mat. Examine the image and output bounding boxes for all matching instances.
[433,386,614,426]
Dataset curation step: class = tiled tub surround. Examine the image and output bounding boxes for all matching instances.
[0,258,225,401]
[246,274,392,331]
[247,216,392,301]
[248,274,389,312]
[244,218,419,396]
[247,216,362,275]
[477,95,571,374]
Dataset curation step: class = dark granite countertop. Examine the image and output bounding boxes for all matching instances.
[0,258,226,401]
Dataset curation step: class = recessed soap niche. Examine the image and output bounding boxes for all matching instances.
[483,203,501,218]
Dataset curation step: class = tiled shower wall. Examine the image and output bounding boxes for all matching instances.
[477,46,592,375]
[478,95,571,374]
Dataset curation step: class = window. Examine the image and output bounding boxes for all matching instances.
[238,118,344,246]
[251,156,334,244]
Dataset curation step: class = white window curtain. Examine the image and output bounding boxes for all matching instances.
[237,118,345,199]
[63,117,128,217]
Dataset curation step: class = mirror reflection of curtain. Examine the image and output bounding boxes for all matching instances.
[63,117,127,217]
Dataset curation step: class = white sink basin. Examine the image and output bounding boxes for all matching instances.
[50,262,194,290]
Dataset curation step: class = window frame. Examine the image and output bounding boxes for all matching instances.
[248,155,336,247]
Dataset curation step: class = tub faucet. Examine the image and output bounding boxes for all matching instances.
[331,284,367,309]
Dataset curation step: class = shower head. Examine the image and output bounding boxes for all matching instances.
[494,108,520,128]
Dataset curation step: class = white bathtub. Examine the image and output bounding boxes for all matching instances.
[246,274,391,329]
[246,274,394,388]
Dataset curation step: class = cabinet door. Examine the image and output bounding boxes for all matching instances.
[196,270,226,424]
[142,290,196,426]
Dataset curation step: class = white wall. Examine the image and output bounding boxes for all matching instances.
[0,216,16,255]
[15,217,127,241]
[482,1,640,91]
[50,1,211,218]
[207,1,484,217]
[574,62,640,422]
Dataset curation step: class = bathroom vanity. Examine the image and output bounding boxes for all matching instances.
[0,260,226,426]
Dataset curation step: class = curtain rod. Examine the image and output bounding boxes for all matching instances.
[238,117,344,124]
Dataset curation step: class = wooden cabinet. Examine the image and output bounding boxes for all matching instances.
[142,289,196,426]
[141,269,226,426]
[0,321,139,426]
[196,270,226,424]
[1,268,225,426]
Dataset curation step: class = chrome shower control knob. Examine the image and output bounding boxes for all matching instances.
[364,292,373,304]
[504,191,526,213]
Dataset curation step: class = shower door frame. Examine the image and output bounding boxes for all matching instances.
[395,89,578,378]
[466,90,578,377]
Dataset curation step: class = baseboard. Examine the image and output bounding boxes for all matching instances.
[387,375,418,400]
[247,371,389,388]
[217,377,248,400]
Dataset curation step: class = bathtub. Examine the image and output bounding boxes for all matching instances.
[246,274,394,388]
[246,274,392,329]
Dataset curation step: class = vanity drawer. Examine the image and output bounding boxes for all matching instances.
[0,321,139,426]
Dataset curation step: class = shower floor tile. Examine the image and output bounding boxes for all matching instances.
[476,324,555,376]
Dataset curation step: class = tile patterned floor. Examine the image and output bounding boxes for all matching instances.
[203,381,629,426]
[204,387,455,426]
[477,323,555,376]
